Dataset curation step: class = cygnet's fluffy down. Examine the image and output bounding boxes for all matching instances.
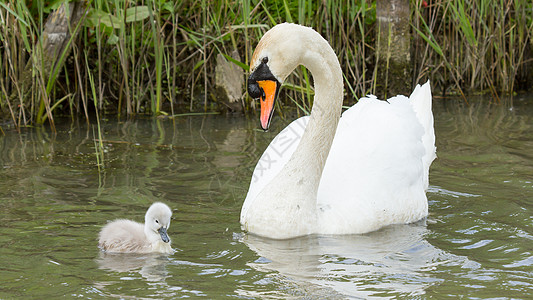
[98,202,173,254]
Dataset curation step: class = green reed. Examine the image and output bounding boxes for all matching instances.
[412,0,532,98]
[0,0,531,127]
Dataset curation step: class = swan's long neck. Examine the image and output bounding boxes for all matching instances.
[243,27,343,238]
[291,46,344,180]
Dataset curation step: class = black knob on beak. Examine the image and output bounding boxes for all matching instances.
[248,78,263,100]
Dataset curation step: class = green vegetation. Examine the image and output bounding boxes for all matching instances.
[0,0,531,128]
[413,0,533,100]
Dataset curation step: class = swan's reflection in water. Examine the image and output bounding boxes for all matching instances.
[242,222,462,298]
[97,252,171,282]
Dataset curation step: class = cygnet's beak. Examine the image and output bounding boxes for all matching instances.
[158,227,170,243]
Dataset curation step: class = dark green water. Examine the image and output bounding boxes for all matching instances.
[0,97,532,298]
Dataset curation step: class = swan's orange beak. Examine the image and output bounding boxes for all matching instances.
[257,80,278,130]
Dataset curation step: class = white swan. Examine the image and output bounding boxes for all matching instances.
[241,23,436,239]
[98,202,173,254]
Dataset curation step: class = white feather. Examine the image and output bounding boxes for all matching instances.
[98,202,174,254]
[241,24,436,239]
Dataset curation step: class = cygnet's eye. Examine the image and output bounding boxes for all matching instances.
[262,57,268,64]
[155,219,159,224]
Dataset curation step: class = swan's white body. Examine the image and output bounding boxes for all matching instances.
[241,24,436,239]
[98,202,173,254]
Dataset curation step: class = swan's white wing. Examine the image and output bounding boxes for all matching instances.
[406,81,436,189]
[317,84,433,234]
[241,116,309,220]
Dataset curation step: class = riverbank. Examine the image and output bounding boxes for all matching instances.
[0,0,531,128]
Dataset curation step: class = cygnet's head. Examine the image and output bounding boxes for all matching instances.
[144,202,172,243]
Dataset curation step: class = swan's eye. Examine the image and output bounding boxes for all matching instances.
[262,57,268,64]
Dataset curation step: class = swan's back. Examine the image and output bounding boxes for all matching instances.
[317,82,435,234]
[98,219,150,253]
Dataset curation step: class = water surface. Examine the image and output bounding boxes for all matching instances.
[0,96,532,298]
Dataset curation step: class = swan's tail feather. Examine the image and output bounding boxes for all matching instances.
[409,80,436,190]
